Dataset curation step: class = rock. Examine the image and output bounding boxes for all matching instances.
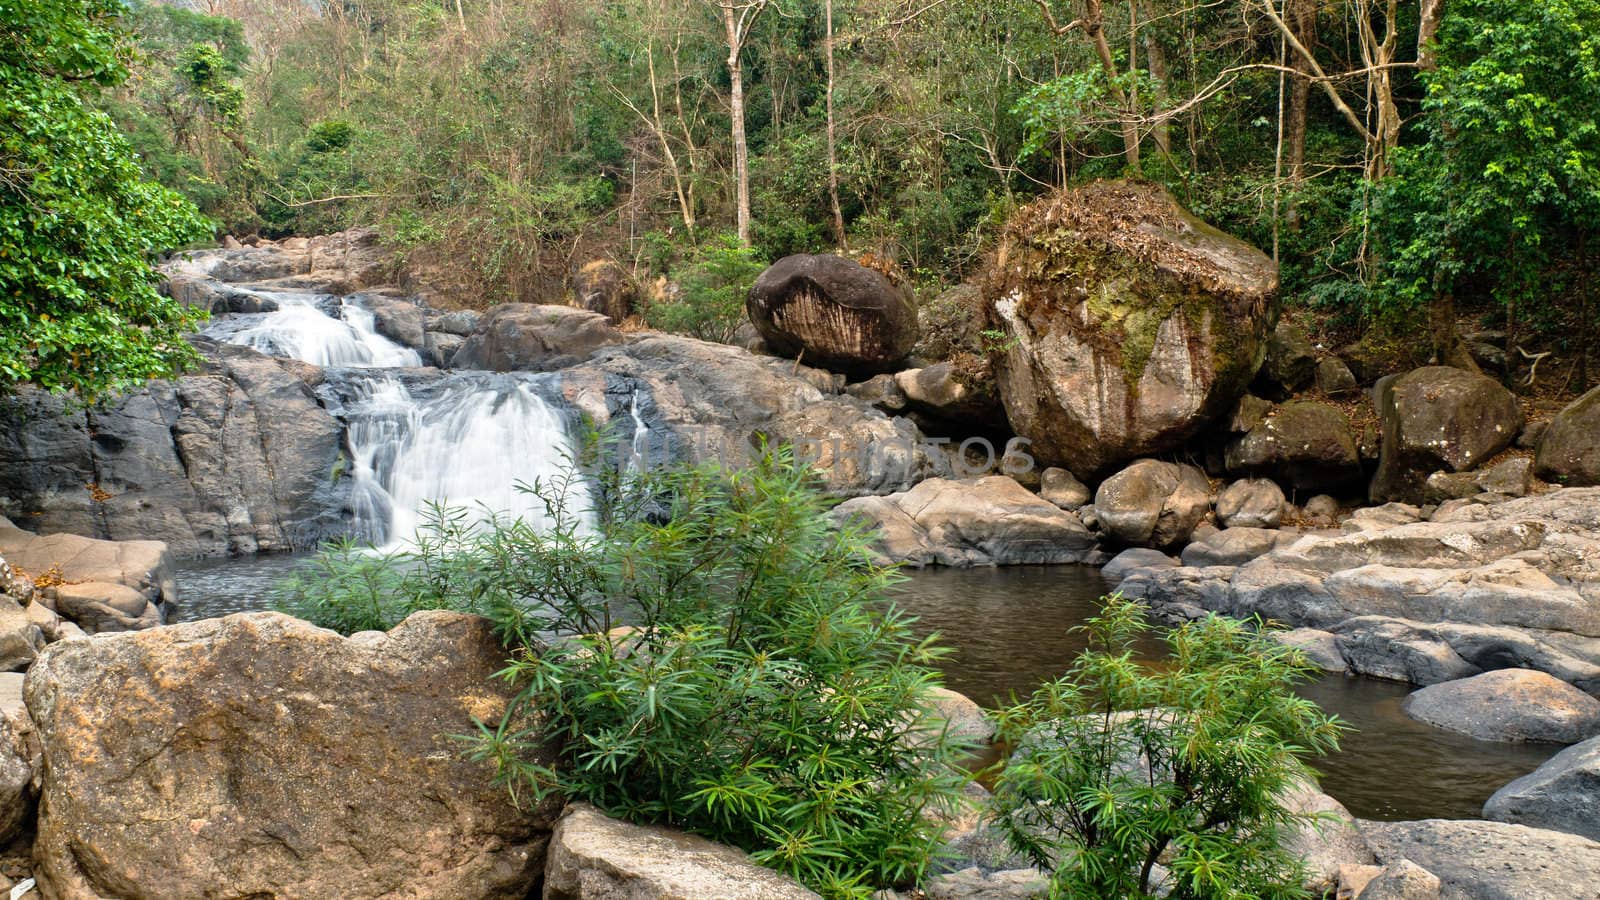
[1520,418,1551,450]
[0,675,35,845]
[44,582,161,633]
[1479,456,1535,496]
[1256,322,1318,399]
[1358,860,1440,900]
[1094,459,1211,549]
[1318,356,1361,398]
[1423,470,1482,503]
[1101,547,1179,582]
[543,802,820,900]
[0,597,42,672]
[926,687,996,745]
[1303,494,1340,526]
[1117,564,1237,622]
[352,293,426,350]
[1370,367,1523,503]
[1484,735,1600,841]
[572,259,637,322]
[982,180,1276,478]
[846,374,908,412]
[1225,401,1363,493]
[1281,781,1375,894]
[893,362,1007,431]
[1339,502,1422,533]
[424,330,466,367]
[1180,526,1300,567]
[428,308,481,336]
[912,283,985,363]
[450,303,623,372]
[25,611,557,899]
[23,599,60,642]
[922,867,1047,900]
[1361,818,1600,900]
[1215,478,1286,528]
[0,520,174,618]
[1334,619,1480,685]
[1228,393,1275,434]
[831,477,1098,568]
[746,254,918,376]
[1402,668,1600,742]
[1039,467,1091,510]
[1537,386,1600,486]
[1271,628,1347,672]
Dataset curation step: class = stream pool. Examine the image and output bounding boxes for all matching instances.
[171,556,1559,821]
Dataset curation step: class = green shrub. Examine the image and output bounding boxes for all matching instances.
[645,231,766,343]
[989,595,1344,900]
[279,447,970,898]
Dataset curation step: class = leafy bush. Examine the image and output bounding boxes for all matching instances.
[645,231,766,343]
[279,447,970,898]
[989,595,1344,900]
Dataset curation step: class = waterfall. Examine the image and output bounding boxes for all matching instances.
[203,284,591,547]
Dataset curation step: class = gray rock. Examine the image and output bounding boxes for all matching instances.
[1361,818,1600,900]
[1402,668,1600,743]
[846,374,908,412]
[1520,418,1551,450]
[0,676,35,845]
[1180,526,1299,567]
[1101,547,1180,583]
[0,597,42,672]
[1117,565,1236,622]
[923,867,1047,900]
[1281,780,1375,895]
[1256,321,1318,399]
[1228,394,1275,434]
[1270,628,1347,673]
[1479,456,1535,497]
[1095,460,1212,550]
[894,363,1007,431]
[925,687,996,745]
[544,802,819,900]
[351,293,426,349]
[451,303,623,372]
[1371,367,1523,503]
[427,309,481,336]
[423,331,466,368]
[1537,386,1600,486]
[1334,619,1480,685]
[0,521,175,631]
[1423,470,1482,503]
[1215,478,1286,528]
[1317,356,1361,398]
[832,477,1097,568]
[1225,400,1362,493]
[747,254,918,377]
[1485,735,1600,841]
[1303,494,1340,526]
[1039,467,1091,511]
[1358,860,1440,900]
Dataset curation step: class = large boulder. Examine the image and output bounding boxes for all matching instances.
[1254,321,1318,399]
[0,519,174,632]
[1485,735,1600,841]
[0,671,34,846]
[24,611,558,899]
[572,259,638,323]
[544,803,819,900]
[1280,781,1375,895]
[981,180,1277,478]
[451,303,623,372]
[893,362,1008,433]
[1361,818,1600,900]
[1224,400,1362,493]
[746,254,919,376]
[1093,459,1211,549]
[1537,385,1600,486]
[1401,668,1600,743]
[831,476,1098,568]
[1370,366,1523,503]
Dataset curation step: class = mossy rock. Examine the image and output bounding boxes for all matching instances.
[981,180,1277,478]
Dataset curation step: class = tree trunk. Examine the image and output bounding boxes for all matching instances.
[825,0,847,249]
[1085,0,1141,168]
[1417,0,1445,72]
[1139,0,1171,157]
[723,4,755,244]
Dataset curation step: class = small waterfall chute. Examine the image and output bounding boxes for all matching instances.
[203,291,421,369]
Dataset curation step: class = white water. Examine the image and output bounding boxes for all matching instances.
[204,291,422,368]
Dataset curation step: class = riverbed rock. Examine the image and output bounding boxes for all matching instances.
[1401,668,1600,743]
[1255,321,1318,399]
[1101,547,1179,582]
[572,258,637,323]
[0,675,34,846]
[1039,467,1091,510]
[1484,735,1600,841]
[1215,478,1286,528]
[1282,781,1376,894]
[747,254,918,376]
[0,520,174,627]
[451,303,623,372]
[0,598,42,672]
[1370,367,1523,503]
[894,362,1008,432]
[922,867,1048,900]
[1334,619,1481,685]
[1357,860,1441,900]
[25,610,558,900]
[1360,818,1600,900]
[1180,526,1300,567]
[1271,628,1347,672]
[831,476,1097,568]
[544,802,819,900]
[1537,385,1600,487]
[926,687,997,745]
[1224,400,1362,492]
[353,293,426,350]
[981,180,1277,478]
[1094,459,1211,549]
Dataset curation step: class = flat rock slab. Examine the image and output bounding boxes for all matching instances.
[1402,668,1600,743]
[1485,734,1600,841]
[544,803,820,899]
[1361,818,1600,900]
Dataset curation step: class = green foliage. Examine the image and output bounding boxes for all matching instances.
[0,0,213,399]
[281,447,969,897]
[645,231,766,343]
[989,595,1344,900]
[306,121,355,154]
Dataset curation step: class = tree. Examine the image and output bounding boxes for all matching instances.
[711,0,772,244]
[0,0,214,399]
[989,595,1343,899]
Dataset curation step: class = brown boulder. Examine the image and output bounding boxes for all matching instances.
[1224,400,1362,493]
[1371,367,1523,503]
[981,180,1277,478]
[24,611,557,899]
[746,254,919,376]
[1537,385,1600,486]
[1094,459,1212,549]
[450,303,623,372]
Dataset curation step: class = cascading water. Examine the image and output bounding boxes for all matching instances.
[203,283,591,546]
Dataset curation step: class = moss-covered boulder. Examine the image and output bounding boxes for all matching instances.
[981,180,1277,478]
[1536,385,1600,486]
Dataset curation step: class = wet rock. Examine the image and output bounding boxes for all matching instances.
[25,611,557,899]
[832,477,1097,568]
[1484,735,1600,841]
[1333,619,1480,685]
[747,254,918,376]
[1402,668,1600,743]
[1537,385,1600,487]
[451,303,623,372]
[1225,400,1362,493]
[1318,356,1361,398]
[1370,366,1523,503]
[1117,565,1236,622]
[572,259,637,323]
[1256,321,1318,399]
[982,180,1276,478]
[544,802,819,900]
[423,331,466,368]
[1039,467,1091,511]
[1094,460,1212,550]
[1101,547,1179,582]
[1358,860,1440,900]
[1361,818,1600,900]
[1215,478,1286,528]
[352,293,426,350]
